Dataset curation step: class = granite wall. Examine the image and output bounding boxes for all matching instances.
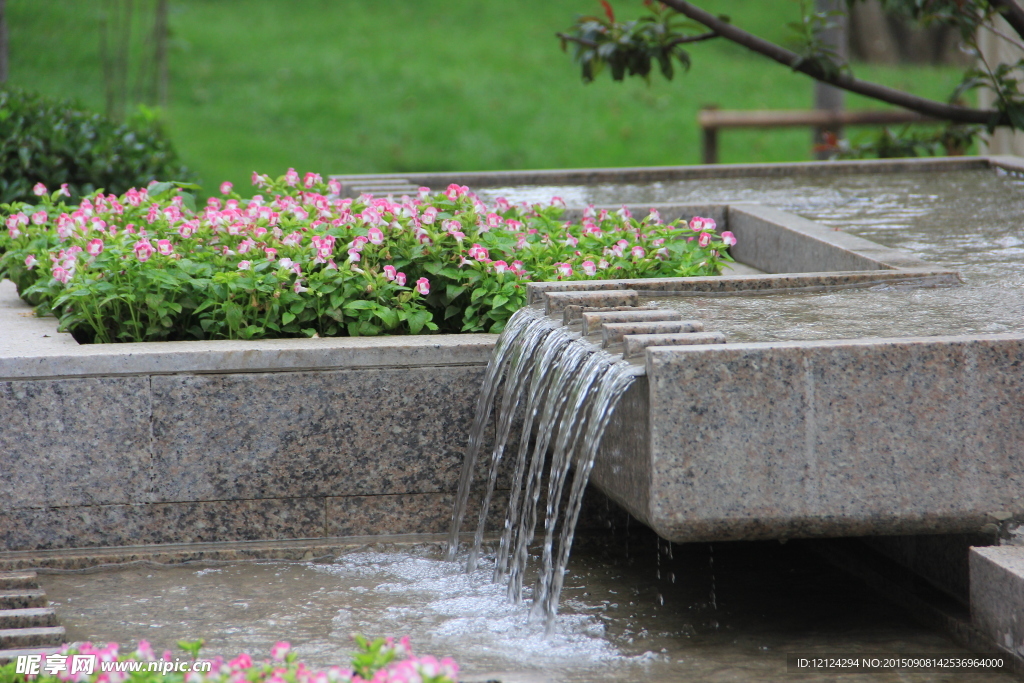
[590,334,1024,543]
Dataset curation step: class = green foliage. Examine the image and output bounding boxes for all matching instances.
[831,123,980,158]
[562,0,709,83]
[0,85,191,205]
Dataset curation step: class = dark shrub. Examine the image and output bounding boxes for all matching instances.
[0,86,191,204]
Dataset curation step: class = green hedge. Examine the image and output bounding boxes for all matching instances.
[0,86,191,204]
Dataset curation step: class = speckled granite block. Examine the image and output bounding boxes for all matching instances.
[148,366,500,502]
[594,335,1024,543]
[0,377,154,509]
[580,310,681,336]
[601,321,703,346]
[561,305,656,324]
[0,498,326,551]
[543,290,639,315]
[970,546,1024,659]
[623,332,726,358]
[327,491,507,537]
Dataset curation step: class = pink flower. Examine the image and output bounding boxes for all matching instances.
[631,245,646,258]
[220,181,233,195]
[420,207,438,225]
[270,642,291,662]
[283,232,302,247]
[493,260,508,274]
[417,186,430,200]
[229,654,252,670]
[33,182,47,196]
[285,168,300,187]
[442,219,462,234]
[293,280,308,294]
[86,238,104,256]
[237,238,256,254]
[264,247,277,260]
[581,260,597,276]
[415,277,430,295]
[617,205,632,219]
[647,208,662,224]
[444,183,465,200]
[252,171,270,187]
[135,641,155,662]
[178,220,198,238]
[510,260,526,276]
[698,232,711,248]
[59,183,70,197]
[550,196,566,209]
[494,197,511,212]
[31,211,47,225]
[303,172,322,188]
[364,227,383,245]
[556,262,573,278]
[347,248,361,262]
[328,178,342,195]
[24,254,37,270]
[467,243,489,261]
[691,216,717,232]
[721,230,737,246]
[564,234,578,247]
[486,213,502,230]
[52,265,71,283]
[155,239,173,256]
[395,271,407,286]
[133,239,155,262]
[383,265,397,281]
[598,258,610,270]
[238,260,252,270]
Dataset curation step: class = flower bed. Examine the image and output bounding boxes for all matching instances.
[0,171,734,343]
[1,636,458,683]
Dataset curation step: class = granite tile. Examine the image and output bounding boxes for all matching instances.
[543,290,639,315]
[149,366,496,502]
[623,332,726,358]
[601,320,702,346]
[0,377,154,509]
[0,498,325,551]
[581,309,681,336]
[327,491,508,537]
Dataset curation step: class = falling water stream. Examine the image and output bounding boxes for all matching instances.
[446,305,640,633]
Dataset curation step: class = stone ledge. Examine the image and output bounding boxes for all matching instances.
[970,546,1024,664]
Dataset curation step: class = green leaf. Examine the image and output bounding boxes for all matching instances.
[282,311,296,325]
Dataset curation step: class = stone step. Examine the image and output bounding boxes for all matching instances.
[601,320,704,346]
[0,626,66,649]
[0,645,63,664]
[0,572,39,590]
[623,331,727,358]
[580,309,683,336]
[0,608,59,629]
[0,590,47,610]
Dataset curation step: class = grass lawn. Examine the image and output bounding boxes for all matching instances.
[7,0,967,194]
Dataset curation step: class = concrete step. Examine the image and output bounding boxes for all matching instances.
[0,626,66,649]
[0,608,59,629]
[0,590,47,609]
[0,645,62,664]
[0,572,39,590]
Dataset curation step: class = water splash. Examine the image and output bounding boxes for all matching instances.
[447,305,639,631]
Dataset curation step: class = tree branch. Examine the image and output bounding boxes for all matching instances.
[658,0,1004,125]
[990,0,1024,40]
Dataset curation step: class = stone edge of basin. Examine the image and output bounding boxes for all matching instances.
[332,154,1017,188]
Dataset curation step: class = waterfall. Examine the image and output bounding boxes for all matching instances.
[446,305,639,632]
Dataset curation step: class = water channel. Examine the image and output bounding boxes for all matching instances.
[39,167,1024,682]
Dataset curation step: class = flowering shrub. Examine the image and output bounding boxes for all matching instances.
[0,636,458,683]
[0,171,735,342]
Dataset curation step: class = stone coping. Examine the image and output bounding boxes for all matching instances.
[331,154,1024,190]
[0,281,495,381]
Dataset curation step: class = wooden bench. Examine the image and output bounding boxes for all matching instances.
[698,108,937,164]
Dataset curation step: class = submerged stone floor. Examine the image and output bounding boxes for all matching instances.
[37,537,1018,683]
